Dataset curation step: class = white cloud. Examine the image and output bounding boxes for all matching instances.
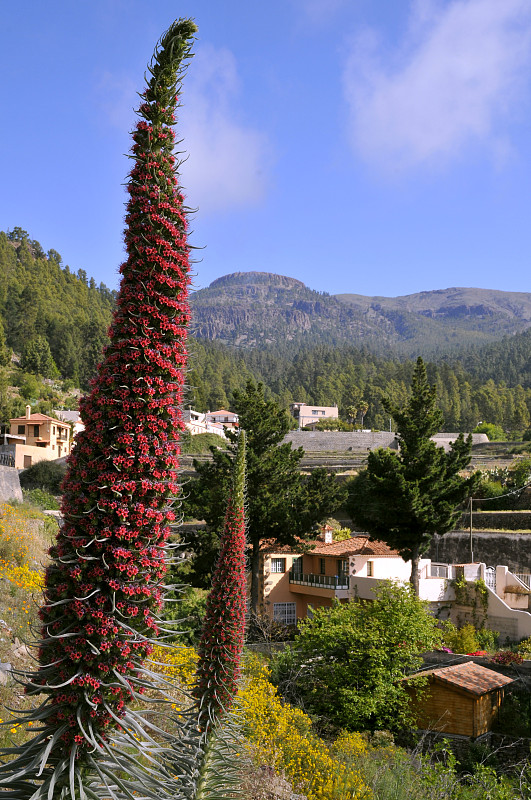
[94,72,137,131]
[178,45,271,213]
[343,0,531,170]
[295,0,349,24]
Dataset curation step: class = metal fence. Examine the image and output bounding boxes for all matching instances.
[289,571,350,590]
[515,573,531,589]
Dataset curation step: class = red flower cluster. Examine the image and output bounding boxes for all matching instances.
[31,38,192,752]
[194,433,247,725]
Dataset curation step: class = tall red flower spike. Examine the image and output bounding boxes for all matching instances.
[0,19,197,800]
[195,430,247,726]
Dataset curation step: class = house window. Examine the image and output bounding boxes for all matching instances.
[292,556,302,575]
[53,426,56,434]
[17,425,25,435]
[271,558,286,573]
[312,410,319,415]
[431,564,448,578]
[273,602,296,626]
[320,558,326,575]
[337,559,348,575]
[367,561,373,577]
[33,425,39,437]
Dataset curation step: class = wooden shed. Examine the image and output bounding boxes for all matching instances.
[404,661,514,738]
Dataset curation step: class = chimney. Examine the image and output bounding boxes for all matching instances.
[321,524,334,544]
[25,405,31,420]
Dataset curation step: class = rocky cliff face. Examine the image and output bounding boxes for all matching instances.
[190,272,391,348]
[189,272,531,354]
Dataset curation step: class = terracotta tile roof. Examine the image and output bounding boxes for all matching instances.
[10,413,65,423]
[260,537,309,554]
[310,537,400,557]
[409,662,514,696]
[261,536,399,557]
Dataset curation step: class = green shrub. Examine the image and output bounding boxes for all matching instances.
[179,431,228,454]
[19,460,66,493]
[477,628,499,651]
[163,586,208,645]
[518,636,531,657]
[22,488,59,511]
[271,583,441,733]
[441,621,479,654]
[473,422,505,441]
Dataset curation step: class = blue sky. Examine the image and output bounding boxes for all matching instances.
[2,0,531,297]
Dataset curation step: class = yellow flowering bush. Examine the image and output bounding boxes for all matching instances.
[238,658,368,800]
[149,647,368,799]
[0,562,43,594]
[0,502,53,567]
[0,504,46,637]
[150,644,198,687]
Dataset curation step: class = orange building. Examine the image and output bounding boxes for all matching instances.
[5,406,71,468]
[260,531,410,625]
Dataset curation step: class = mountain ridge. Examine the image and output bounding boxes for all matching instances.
[190,271,531,355]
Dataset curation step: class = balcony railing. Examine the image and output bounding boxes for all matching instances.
[289,571,350,590]
[515,573,531,589]
[0,452,15,468]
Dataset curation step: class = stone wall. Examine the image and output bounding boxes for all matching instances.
[428,531,531,572]
[283,430,488,454]
[0,466,22,503]
[460,511,531,531]
[283,431,398,452]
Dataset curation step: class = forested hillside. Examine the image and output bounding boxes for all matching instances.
[186,340,531,434]
[0,228,115,387]
[456,328,531,387]
[1,228,530,436]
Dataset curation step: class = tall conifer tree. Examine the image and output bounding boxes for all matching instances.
[348,357,479,595]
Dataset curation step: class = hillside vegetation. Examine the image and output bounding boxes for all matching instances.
[1,229,530,438]
[0,228,115,387]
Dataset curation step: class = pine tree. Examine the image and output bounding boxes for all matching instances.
[0,317,10,367]
[347,357,479,595]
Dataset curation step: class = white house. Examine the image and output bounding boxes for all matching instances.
[183,409,227,438]
[289,402,339,429]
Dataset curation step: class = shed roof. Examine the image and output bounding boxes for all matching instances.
[409,661,514,696]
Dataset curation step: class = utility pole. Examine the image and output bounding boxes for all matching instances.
[469,496,474,563]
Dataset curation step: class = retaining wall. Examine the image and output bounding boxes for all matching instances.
[283,431,398,452]
[0,466,22,503]
[428,531,531,573]
[459,511,531,531]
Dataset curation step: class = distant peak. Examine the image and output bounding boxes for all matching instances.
[208,271,306,290]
